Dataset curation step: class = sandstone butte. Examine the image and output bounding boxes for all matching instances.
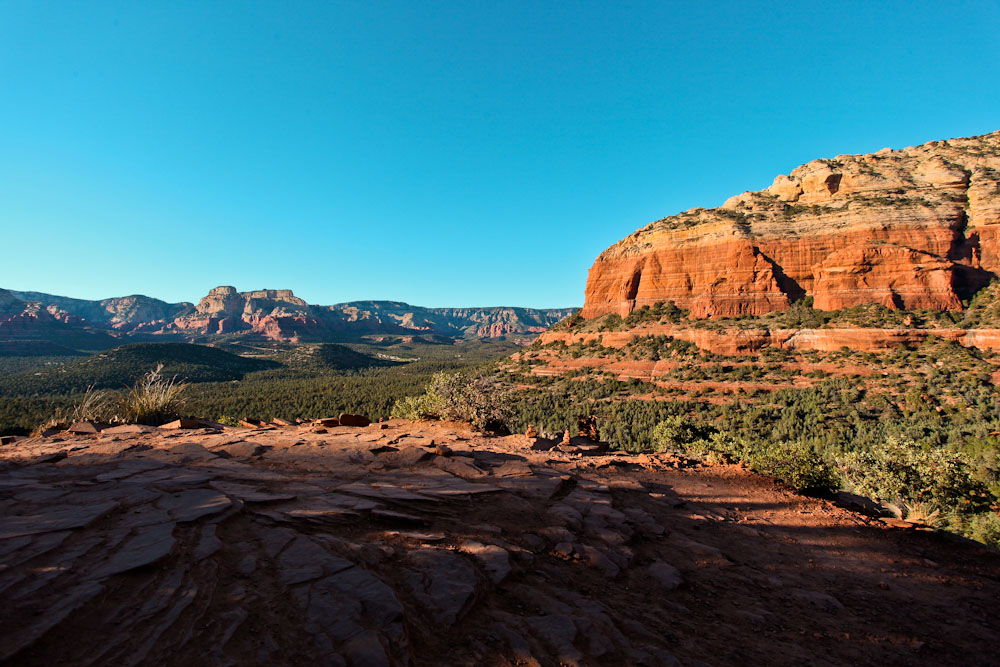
[581,130,1000,320]
[1,420,997,665]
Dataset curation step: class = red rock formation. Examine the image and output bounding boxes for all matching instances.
[812,243,961,311]
[582,130,1000,319]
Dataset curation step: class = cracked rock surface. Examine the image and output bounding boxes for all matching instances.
[1,419,998,666]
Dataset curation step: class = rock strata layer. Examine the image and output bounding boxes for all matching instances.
[583,130,1000,319]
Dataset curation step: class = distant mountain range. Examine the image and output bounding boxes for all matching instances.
[0,286,575,349]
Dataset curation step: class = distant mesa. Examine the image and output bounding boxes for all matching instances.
[0,286,575,347]
[582,129,1000,319]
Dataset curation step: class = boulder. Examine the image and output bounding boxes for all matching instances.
[67,421,107,435]
[339,413,371,427]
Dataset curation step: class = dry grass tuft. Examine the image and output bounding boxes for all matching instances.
[116,363,187,425]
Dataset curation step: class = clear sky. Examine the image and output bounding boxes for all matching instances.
[2,1,998,308]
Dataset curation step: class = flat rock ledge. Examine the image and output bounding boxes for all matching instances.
[0,419,998,666]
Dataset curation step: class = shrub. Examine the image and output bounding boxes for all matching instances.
[839,437,991,513]
[390,392,444,421]
[753,442,840,494]
[651,415,711,453]
[953,511,1000,549]
[391,370,514,432]
[653,422,840,494]
[598,314,623,332]
[115,363,187,425]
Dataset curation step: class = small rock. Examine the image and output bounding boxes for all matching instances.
[157,489,232,522]
[553,542,576,558]
[67,421,106,435]
[403,549,478,626]
[581,545,619,576]
[160,419,205,430]
[101,424,157,435]
[167,442,218,462]
[219,441,270,458]
[434,444,453,457]
[648,561,683,590]
[339,413,371,427]
[460,540,511,585]
[381,446,432,468]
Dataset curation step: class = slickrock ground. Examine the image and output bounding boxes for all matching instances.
[1,421,998,666]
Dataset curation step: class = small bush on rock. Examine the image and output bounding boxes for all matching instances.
[392,370,514,432]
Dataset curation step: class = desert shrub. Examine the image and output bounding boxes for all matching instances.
[115,363,187,425]
[390,392,445,421]
[705,433,839,493]
[651,415,711,453]
[550,309,584,331]
[654,423,839,493]
[750,442,841,494]
[391,370,514,432]
[949,511,1000,549]
[598,314,624,332]
[839,437,991,513]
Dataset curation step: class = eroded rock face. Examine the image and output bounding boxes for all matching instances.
[812,243,961,311]
[583,130,1000,319]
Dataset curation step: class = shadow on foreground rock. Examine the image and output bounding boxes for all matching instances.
[0,418,997,666]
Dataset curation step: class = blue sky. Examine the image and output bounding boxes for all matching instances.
[1,1,998,308]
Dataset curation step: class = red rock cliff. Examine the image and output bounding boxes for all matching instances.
[583,130,1000,319]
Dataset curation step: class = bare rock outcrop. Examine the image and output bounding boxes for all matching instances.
[583,130,1000,319]
[0,420,997,665]
[811,243,962,311]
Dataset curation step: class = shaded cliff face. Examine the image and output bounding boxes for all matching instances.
[583,130,1000,319]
